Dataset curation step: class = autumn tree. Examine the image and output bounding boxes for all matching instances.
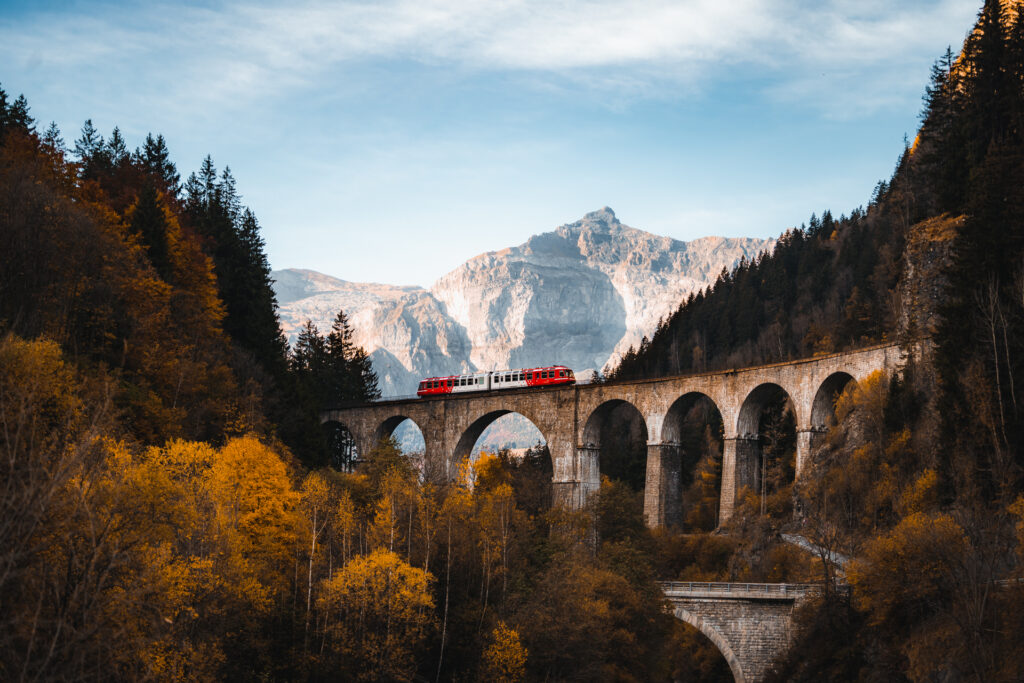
[481,621,528,682]
[317,549,435,681]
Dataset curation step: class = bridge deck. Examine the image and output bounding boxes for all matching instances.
[332,341,904,410]
[661,581,824,601]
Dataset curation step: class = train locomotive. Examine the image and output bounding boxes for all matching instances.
[416,366,575,397]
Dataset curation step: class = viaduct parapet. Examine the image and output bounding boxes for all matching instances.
[322,343,906,525]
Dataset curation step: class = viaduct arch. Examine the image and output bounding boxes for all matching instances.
[663,581,818,682]
[322,343,907,526]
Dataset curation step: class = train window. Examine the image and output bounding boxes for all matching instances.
[558,370,565,377]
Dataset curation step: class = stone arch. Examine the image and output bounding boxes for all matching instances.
[811,371,857,430]
[321,419,360,472]
[661,392,723,444]
[736,383,799,437]
[661,392,725,531]
[374,414,425,447]
[583,399,649,491]
[583,399,646,445]
[672,607,747,683]
[452,410,550,466]
[733,383,798,514]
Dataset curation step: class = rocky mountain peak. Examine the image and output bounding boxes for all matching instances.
[274,209,775,396]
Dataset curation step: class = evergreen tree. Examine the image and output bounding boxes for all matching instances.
[40,122,65,154]
[73,119,110,179]
[8,94,33,133]
[129,183,173,281]
[140,133,180,198]
[106,126,129,166]
[327,309,380,402]
[185,158,287,377]
[0,85,34,142]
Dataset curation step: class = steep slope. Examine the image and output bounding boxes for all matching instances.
[432,207,774,373]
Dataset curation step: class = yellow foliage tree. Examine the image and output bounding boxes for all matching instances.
[317,548,436,681]
[482,621,528,682]
[208,435,301,609]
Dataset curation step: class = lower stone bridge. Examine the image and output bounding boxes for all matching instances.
[661,581,821,682]
[322,343,907,525]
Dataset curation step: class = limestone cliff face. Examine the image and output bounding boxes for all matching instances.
[274,208,774,396]
[275,270,473,396]
[433,208,774,373]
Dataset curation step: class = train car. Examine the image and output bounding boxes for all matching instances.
[489,365,575,390]
[416,366,575,397]
[416,372,490,397]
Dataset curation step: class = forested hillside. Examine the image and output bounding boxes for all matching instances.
[612,1,1024,679]
[0,83,702,680]
[3,0,1024,680]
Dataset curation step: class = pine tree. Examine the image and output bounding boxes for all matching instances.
[40,122,65,154]
[327,309,380,402]
[129,183,173,280]
[0,86,34,142]
[8,95,33,133]
[106,126,129,166]
[967,0,1009,156]
[140,133,180,197]
[73,119,110,179]
[185,158,286,377]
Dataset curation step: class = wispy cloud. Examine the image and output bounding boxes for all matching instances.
[2,0,978,118]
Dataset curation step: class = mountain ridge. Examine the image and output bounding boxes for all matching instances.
[274,208,775,396]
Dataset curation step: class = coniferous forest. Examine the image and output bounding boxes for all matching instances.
[3,0,1024,681]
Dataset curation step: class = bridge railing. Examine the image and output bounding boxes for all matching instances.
[660,581,821,596]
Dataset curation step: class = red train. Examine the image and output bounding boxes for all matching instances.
[417,366,575,397]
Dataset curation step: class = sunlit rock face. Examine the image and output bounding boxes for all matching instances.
[432,207,774,374]
[274,271,472,397]
[273,208,774,398]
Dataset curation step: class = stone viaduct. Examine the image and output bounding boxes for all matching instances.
[322,342,906,525]
[661,581,823,682]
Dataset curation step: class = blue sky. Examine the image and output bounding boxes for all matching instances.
[2,0,979,287]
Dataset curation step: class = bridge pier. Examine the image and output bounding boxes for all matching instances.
[720,436,759,523]
[644,442,682,528]
[322,344,906,529]
[554,444,600,509]
[794,427,826,479]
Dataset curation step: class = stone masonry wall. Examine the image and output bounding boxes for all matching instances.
[323,343,906,526]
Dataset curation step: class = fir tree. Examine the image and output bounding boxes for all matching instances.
[40,122,65,154]
[185,158,286,377]
[106,126,129,166]
[129,183,173,281]
[140,133,180,198]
